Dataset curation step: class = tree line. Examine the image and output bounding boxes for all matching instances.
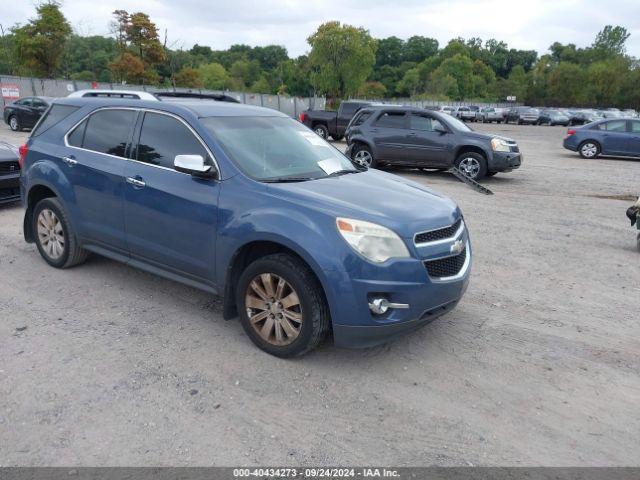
[1,1,638,108]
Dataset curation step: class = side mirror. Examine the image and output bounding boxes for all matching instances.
[174,154,216,178]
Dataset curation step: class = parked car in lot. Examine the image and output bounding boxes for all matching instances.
[505,107,540,125]
[3,96,53,131]
[563,118,640,159]
[0,141,20,204]
[19,98,471,356]
[299,100,370,140]
[538,109,570,126]
[437,106,456,116]
[345,105,522,180]
[454,106,477,122]
[477,107,503,123]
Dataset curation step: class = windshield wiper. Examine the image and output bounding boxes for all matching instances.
[262,177,314,183]
[327,169,360,177]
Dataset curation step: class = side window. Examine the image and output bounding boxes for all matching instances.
[410,114,434,131]
[374,111,406,129]
[33,104,80,137]
[351,111,372,126]
[136,112,208,169]
[631,121,640,133]
[67,118,87,147]
[15,98,31,106]
[32,98,47,108]
[82,109,136,157]
[605,120,627,132]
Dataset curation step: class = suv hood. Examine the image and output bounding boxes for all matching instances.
[266,169,460,238]
[464,130,515,144]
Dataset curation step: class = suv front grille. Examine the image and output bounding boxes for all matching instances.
[424,247,467,278]
[415,219,462,244]
[0,161,20,175]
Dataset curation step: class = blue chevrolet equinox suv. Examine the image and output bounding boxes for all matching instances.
[19,98,471,357]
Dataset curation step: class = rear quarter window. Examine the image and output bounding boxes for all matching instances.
[31,104,80,137]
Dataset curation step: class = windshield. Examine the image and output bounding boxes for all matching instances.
[444,115,472,132]
[202,116,358,181]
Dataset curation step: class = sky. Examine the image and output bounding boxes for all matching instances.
[3,0,640,58]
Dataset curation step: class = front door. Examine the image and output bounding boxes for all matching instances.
[124,111,220,284]
[403,113,450,166]
[629,120,640,156]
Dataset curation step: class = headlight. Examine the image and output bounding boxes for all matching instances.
[336,218,410,263]
[491,138,511,152]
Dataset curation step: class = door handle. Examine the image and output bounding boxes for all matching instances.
[62,156,77,166]
[126,177,146,188]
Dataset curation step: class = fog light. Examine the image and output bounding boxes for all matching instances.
[369,297,390,315]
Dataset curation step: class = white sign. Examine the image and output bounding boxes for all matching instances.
[1,84,20,100]
[66,84,74,92]
[506,95,517,102]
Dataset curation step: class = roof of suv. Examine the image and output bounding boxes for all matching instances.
[54,97,288,118]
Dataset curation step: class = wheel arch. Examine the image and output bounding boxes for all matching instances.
[222,239,332,324]
[23,183,60,243]
[454,144,489,161]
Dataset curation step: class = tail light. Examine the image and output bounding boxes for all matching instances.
[18,143,28,169]
[565,129,576,138]
[299,112,307,123]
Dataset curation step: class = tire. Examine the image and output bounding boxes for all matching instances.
[313,124,329,139]
[578,141,600,159]
[351,143,376,168]
[9,115,21,131]
[455,152,488,181]
[33,197,89,269]
[236,253,330,357]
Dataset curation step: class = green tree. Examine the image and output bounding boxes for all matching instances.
[197,62,230,90]
[403,36,438,63]
[173,67,203,88]
[375,36,404,68]
[592,25,630,57]
[431,53,474,99]
[11,1,71,77]
[307,21,377,98]
[396,68,422,96]
[357,81,387,98]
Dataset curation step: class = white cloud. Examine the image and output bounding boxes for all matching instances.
[3,0,640,57]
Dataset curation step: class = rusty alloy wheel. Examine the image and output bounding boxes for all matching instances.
[244,273,303,346]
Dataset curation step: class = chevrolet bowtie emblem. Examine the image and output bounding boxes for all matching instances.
[450,239,464,254]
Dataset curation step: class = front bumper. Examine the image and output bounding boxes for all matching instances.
[489,150,522,173]
[0,173,20,205]
[326,224,471,348]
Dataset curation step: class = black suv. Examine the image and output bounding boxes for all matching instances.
[345,106,522,180]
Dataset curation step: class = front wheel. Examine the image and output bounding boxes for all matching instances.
[455,152,487,181]
[578,141,600,159]
[351,144,376,168]
[33,197,89,268]
[236,253,330,357]
[9,115,21,131]
[313,124,329,139]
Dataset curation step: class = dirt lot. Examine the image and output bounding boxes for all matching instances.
[1,121,639,467]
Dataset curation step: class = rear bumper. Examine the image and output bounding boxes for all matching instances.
[563,138,578,151]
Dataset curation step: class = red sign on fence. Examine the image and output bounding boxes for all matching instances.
[1,83,20,101]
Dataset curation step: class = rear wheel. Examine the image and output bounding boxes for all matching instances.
[455,152,488,181]
[9,115,21,131]
[351,144,376,168]
[236,253,330,357]
[33,197,88,269]
[578,141,600,159]
[313,124,329,139]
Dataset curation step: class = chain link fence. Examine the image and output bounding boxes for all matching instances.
[0,75,326,117]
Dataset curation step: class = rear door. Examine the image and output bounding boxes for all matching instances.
[123,110,220,283]
[600,120,630,155]
[63,108,135,252]
[627,120,640,156]
[404,113,450,166]
[370,110,408,161]
[29,98,49,127]
[337,102,366,136]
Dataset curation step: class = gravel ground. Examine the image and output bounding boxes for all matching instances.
[0,121,639,467]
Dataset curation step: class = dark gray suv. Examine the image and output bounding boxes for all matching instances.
[345,106,522,180]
